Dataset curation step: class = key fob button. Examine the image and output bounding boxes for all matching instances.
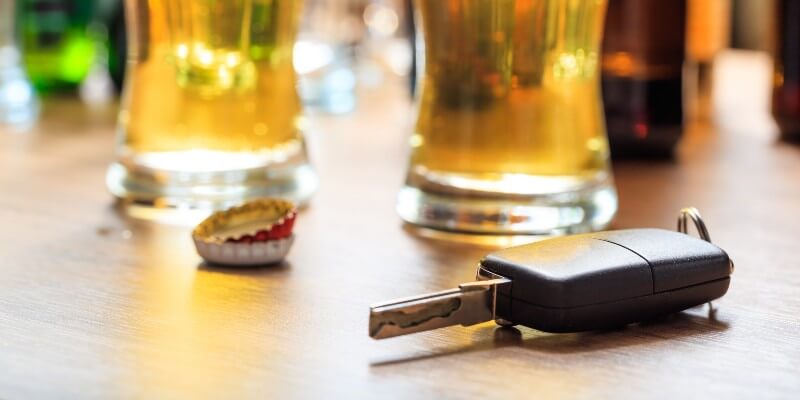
[592,229,732,292]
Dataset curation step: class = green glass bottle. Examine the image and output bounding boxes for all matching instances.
[18,0,98,92]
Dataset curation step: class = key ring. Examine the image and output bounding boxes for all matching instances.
[677,207,712,243]
[677,207,721,312]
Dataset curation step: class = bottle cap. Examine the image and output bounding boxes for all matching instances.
[192,199,297,266]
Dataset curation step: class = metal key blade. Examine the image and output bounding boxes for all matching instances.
[369,278,510,339]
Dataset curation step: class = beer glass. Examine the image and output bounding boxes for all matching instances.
[398,0,617,234]
[107,0,317,216]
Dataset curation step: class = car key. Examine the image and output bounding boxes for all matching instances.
[369,208,733,339]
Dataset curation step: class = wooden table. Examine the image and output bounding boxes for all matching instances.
[1,55,799,398]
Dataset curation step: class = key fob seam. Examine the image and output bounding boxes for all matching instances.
[593,238,656,294]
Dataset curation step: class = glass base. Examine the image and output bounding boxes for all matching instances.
[397,171,617,235]
[107,150,317,223]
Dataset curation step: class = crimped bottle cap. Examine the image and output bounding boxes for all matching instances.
[192,199,297,266]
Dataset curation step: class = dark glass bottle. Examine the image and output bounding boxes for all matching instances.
[601,0,687,158]
[405,0,416,97]
[107,0,126,94]
[773,0,800,142]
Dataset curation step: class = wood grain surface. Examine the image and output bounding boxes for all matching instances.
[0,53,799,399]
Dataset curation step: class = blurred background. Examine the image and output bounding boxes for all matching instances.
[1,0,797,148]
[0,0,416,118]
[0,0,797,158]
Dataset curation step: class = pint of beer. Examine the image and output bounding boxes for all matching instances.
[398,0,617,234]
[107,0,317,218]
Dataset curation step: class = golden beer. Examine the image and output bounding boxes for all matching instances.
[398,0,617,234]
[108,0,316,216]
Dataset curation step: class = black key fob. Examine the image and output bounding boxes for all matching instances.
[479,228,733,332]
